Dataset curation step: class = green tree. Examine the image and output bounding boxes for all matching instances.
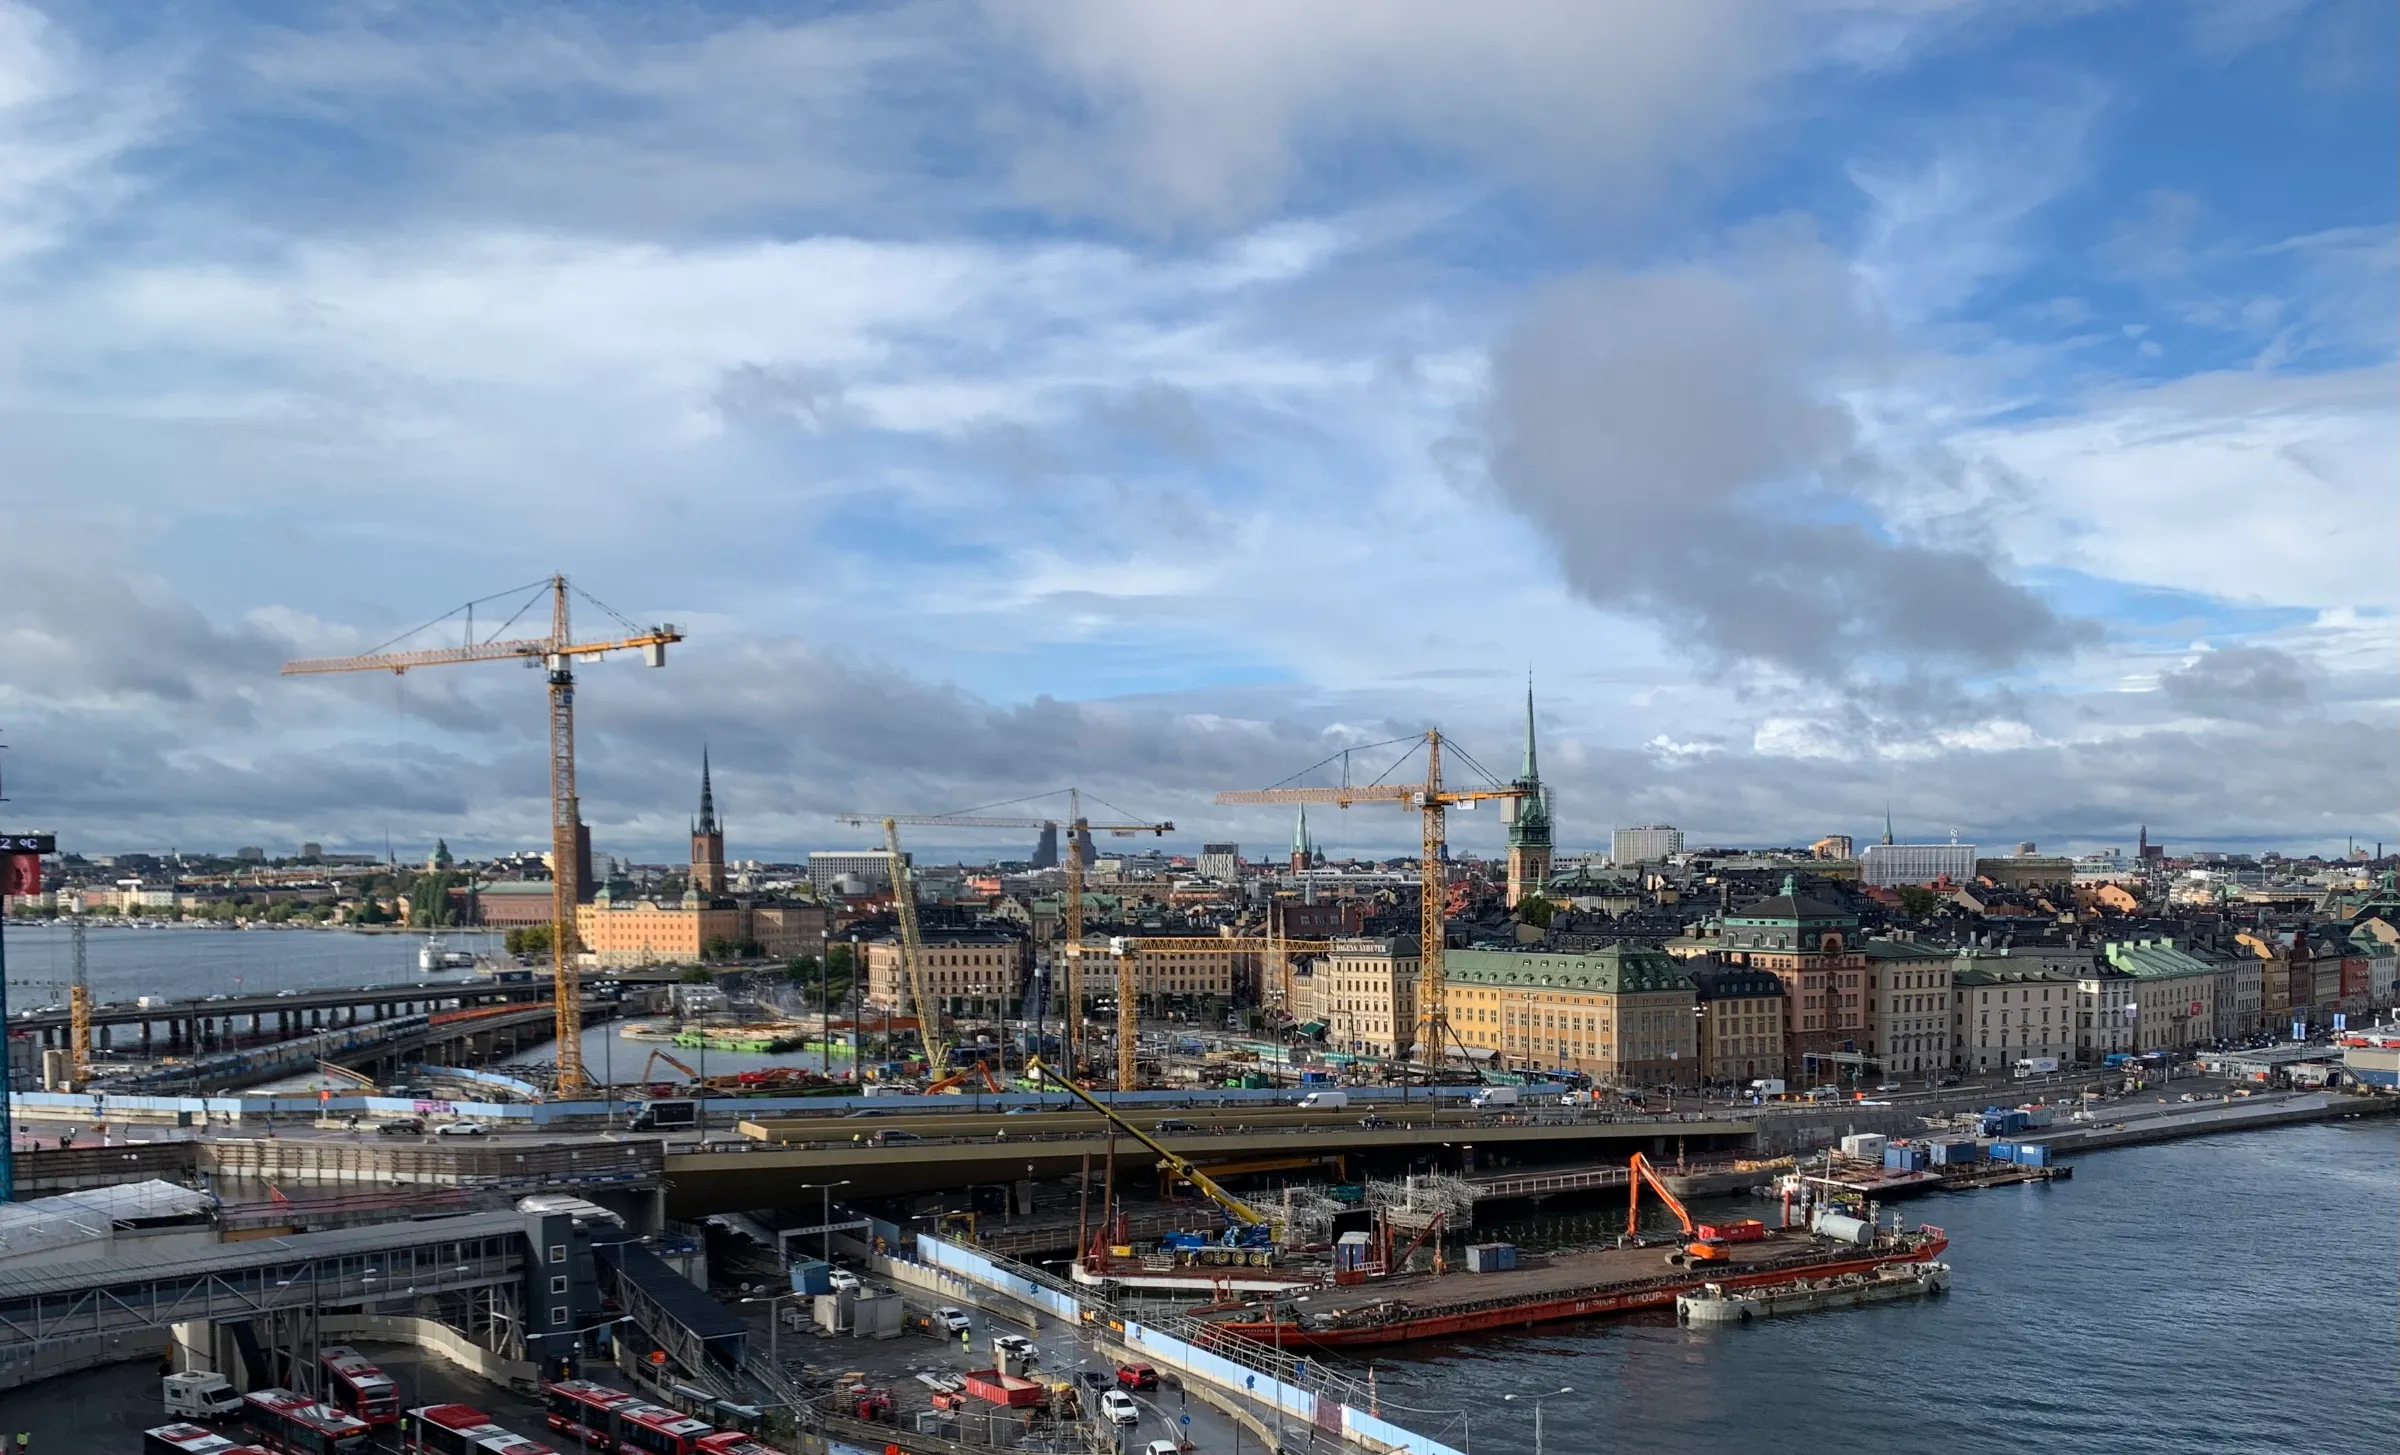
[505,924,554,957]
[681,965,718,984]
[786,954,821,984]
[1896,884,1943,919]
[1515,892,1556,929]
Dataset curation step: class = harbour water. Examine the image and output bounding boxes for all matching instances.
[1360,1120,2400,1455]
[0,921,496,1004]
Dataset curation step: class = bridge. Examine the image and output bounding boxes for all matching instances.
[663,1114,1755,1215]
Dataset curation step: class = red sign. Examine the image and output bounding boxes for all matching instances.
[0,853,39,898]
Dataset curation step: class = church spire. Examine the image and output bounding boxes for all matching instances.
[1882,803,1895,846]
[697,746,717,835]
[1293,805,1310,856]
[1521,674,1539,782]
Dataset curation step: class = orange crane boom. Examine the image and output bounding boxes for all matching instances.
[1625,1151,1695,1238]
[281,575,682,1093]
[1217,732,1529,1066]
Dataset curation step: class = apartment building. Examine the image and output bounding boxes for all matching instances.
[1860,939,1953,1079]
[1715,877,1867,1076]
[2102,940,2220,1052]
[865,928,1029,1018]
[1686,961,1787,1086]
[1314,936,1421,1059]
[1952,965,2078,1073]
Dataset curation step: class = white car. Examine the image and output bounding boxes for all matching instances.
[1144,1442,1182,1455]
[827,1270,862,1293]
[432,1121,490,1137]
[1099,1390,1140,1425]
[935,1306,972,1334]
[992,1333,1037,1363]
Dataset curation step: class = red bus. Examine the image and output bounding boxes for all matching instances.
[142,1426,275,1455]
[540,1380,716,1455]
[695,1433,794,1455]
[239,1389,371,1455]
[411,1403,560,1455]
[319,1345,402,1427]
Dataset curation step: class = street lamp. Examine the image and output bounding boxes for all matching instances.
[797,1180,853,1267]
[1501,1386,1572,1455]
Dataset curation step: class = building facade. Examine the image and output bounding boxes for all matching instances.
[864,928,1029,1018]
[1860,939,1953,1079]
[1687,961,1787,1086]
[1314,936,1421,1059]
[1860,842,1979,887]
[1197,844,1241,882]
[809,851,901,894]
[2102,940,2220,1052]
[1715,877,1867,1080]
[1951,965,2078,1073]
[1611,825,1683,865]
[1446,944,1698,1087]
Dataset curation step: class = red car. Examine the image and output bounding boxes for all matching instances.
[1116,1364,1159,1391]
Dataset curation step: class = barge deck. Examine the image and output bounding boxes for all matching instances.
[1200,1224,1947,1348]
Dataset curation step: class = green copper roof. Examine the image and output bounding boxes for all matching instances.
[1446,944,1691,995]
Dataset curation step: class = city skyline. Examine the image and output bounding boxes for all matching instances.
[0,3,2391,859]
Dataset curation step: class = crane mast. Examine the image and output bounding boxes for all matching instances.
[68,917,89,1084]
[1025,1055,1269,1228]
[282,574,682,1095]
[1216,730,1527,1067]
[881,817,945,1080]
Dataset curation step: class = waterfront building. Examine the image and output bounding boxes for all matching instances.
[864,927,1029,1018]
[576,761,826,967]
[1686,961,1787,1086]
[2102,940,2220,1051]
[1715,876,1866,1079]
[1446,944,1698,1087]
[1859,841,1979,887]
[1951,963,2079,1073]
[1505,686,1553,909]
[1611,825,1683,865]
[1860,939,1954,1078]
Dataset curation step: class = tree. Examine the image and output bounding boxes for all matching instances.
[505,924,554,957]
[1515,892,1556,929]
[681,965,717,984]
[1896,885,1943,919]
[786,954,821,984]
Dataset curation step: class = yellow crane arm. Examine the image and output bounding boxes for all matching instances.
[883,817,946,1080]
[281,628,682,676]
[833,814,1172,833]
[1026,1056,1269,1227]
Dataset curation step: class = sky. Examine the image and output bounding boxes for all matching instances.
[0,0,2393,867]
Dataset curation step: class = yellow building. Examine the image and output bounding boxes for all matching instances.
[1314,936,1421,1059]
[865,929,1030,1018]
[1686,961,1787,1086]
[576,894,742,968]
[1445,944,1697,1087]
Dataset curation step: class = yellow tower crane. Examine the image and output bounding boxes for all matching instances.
[282,575,682,1093]
[835,791,1171,1080]
[1100,935,1333,1090]
[1217,730,1530,1068]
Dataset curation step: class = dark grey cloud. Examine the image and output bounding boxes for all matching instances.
[2158,645,2316,721]
[1484,223,2082,686]
[712,362,864,431]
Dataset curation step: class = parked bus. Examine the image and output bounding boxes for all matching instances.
[542,1380,718,1455]
[238,1390,371,1455]
[695,1433,794,1455]
[319,1346,402,1427]
[411,1403,560,1455]
[142,1426,274,1455]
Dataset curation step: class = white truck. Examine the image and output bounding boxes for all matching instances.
[1295,1090,1350,1110]
[2012,1057,2061,1078]
[1748,1078,1787,1097]
[1469,1086,1520,1109]
[163,1371,243,1419]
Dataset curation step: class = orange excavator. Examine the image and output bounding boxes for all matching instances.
[926,1063,1005,1094]
[1627,1151,1727,1262]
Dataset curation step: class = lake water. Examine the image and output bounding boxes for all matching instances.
[0,921,500,1005]
[1359,1119,2400,1455]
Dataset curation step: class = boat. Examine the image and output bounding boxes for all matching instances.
[1200,1222,1949,1349]
[417,936,478,973]
[1676,1261,1949,1324]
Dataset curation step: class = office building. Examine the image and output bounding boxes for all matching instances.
[1611,825,1683,865]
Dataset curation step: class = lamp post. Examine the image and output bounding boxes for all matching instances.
[798,1180,852,1267]
[1502,1386,1572,1455]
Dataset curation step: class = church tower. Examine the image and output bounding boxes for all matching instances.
[689,749,727,897]
[1290,806,1312,874]
[1505,681,1553,908]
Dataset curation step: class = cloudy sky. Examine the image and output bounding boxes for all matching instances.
[0,0,2392,865]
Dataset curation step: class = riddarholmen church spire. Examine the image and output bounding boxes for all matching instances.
[698,746,718,836]
[689,748,726,896]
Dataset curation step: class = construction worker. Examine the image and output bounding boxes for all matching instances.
[15,1429,29,1450]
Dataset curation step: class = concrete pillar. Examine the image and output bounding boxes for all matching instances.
[1014,1179,1035,1216]
[141,1022,153,1054]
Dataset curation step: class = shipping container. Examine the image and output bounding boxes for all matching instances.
[2014,1143,2051,1167]
[1988,1141,2017,1162]
[1694,1220,1767,1243]
[788,1259,831,1296]
[1464,1243,1517,1273]
[1839,1133,1888,1160]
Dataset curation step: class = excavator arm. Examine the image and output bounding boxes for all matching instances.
[1626,1151,1696,1239]
[1026,1056,1270,1228]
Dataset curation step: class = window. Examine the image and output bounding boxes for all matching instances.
[551,1275,569,1295]
[551,1306,568,1326]
[549,1244,567,1264]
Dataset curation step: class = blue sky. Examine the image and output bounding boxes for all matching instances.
[0,0,2392,864]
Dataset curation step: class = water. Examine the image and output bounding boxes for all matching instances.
[1358,1121,2400,1455]
[0,921,500,1004]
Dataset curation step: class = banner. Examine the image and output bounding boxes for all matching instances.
[1,852,39,898]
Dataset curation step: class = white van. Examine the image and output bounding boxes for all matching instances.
[1469,1087,1520,1110]
[1295,1090,1350,1111]
[163,1371,243,1418]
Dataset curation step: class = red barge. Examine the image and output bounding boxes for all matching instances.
[1201,1222,1949,1348]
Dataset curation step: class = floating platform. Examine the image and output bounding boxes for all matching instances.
[1677,1261,1950,1324]
[1200,1224,1948,1349]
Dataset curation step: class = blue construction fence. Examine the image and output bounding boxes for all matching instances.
[913,1233,1466,1455]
